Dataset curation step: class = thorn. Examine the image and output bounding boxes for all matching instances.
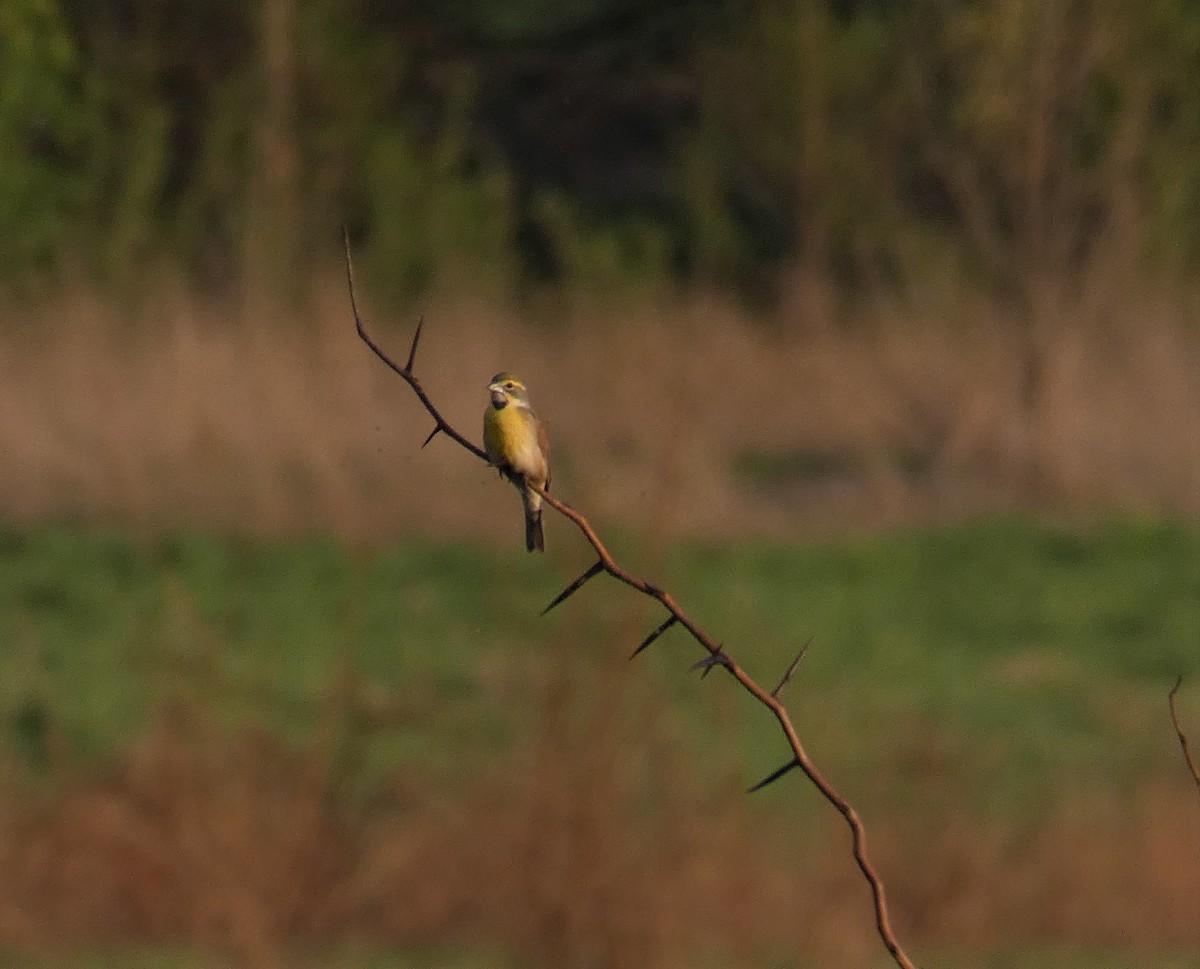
[629,615,678,659]
[541,561,605,616]
[404,315,425,373]
[771,637,812,697]
[747,758,800,794]
[689,650,731,679]
[421,425,441,448]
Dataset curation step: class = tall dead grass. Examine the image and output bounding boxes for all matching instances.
[1,272,1197,543]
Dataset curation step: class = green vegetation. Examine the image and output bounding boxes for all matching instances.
[2,517,1195,809]
[6,0,1200,298]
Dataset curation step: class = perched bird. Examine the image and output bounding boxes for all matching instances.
[483,372,551,552]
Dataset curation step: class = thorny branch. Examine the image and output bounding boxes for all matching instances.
[1168,676,1200,797]
[343,229,918,969]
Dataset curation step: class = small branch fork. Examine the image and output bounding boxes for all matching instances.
[1168,676,1200,797]
[343,230,918,969]
[343,228,486,463]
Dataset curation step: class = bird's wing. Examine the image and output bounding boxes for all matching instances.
[536,417,551,489]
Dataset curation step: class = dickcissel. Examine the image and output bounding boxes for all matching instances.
[483,372,551,552]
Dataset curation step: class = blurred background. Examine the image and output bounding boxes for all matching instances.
[0,1,1198,967]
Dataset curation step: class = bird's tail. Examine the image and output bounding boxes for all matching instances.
[523,488,545,553]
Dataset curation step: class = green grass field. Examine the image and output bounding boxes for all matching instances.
[0,515,1197,968]
[3,516,1195,791]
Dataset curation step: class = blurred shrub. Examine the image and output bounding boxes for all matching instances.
[5,0,1200,304]
[0,0,87,274]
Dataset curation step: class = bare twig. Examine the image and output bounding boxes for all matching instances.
[343,227,486,463]
[1168,675,1200,797]
[343,232,918,969]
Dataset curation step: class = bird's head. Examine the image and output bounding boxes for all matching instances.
[488,372,531,409]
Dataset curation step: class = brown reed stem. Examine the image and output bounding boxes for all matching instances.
[1168,675,1200,797]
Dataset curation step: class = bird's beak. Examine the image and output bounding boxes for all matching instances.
[489,386,507,407]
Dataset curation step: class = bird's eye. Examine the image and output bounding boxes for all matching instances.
[504,381,515,389]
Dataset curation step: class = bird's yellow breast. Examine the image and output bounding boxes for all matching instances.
[484,403,543,478]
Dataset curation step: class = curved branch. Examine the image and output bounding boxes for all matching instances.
[343,227,487,463]
[343,231,918,969]
[1168,675,1200,796]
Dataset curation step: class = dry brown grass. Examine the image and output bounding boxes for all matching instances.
[0,665,1197,969]
[877,780,1200,949]
[1,272,1197,543]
